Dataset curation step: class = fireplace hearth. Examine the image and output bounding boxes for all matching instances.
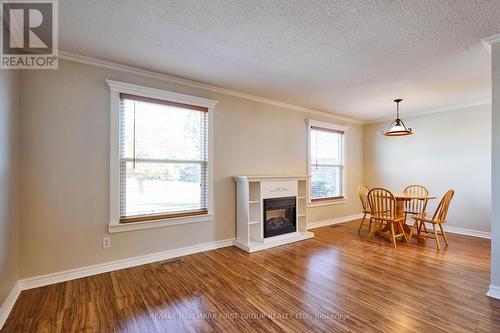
[264,196,296,238]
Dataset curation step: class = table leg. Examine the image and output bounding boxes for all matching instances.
[395,200,410,241]
[396,200,405,219]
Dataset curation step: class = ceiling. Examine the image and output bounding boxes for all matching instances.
[60,0,500,121]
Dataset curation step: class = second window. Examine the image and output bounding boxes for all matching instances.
[308,121,346,202]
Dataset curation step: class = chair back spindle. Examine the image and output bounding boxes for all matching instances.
[367,188,396,220]
[404,185,429,215]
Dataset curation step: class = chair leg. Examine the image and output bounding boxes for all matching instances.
[408,221,416,244]
[439,223,449,247]
[390,223,397,248]
[358,212,367,234]
[368,216,373,232]
[433,224,440,250]
[368,219,376,240]
[399,221,409,244]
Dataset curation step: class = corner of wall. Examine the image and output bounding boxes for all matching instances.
[0,69,21,329]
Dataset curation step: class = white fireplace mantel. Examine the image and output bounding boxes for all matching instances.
[233,175,314,252]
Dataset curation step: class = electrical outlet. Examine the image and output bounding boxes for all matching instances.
[102,237,111,249]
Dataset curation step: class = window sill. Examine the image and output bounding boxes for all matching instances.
[108,213,213,233]
[307,199,347,208]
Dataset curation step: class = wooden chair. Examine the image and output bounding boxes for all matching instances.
[357,184,372,233]
[409,190,455,250]
[403,185,429,226]
[367,188,408,248]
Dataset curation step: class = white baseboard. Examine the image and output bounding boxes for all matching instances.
[423,223,491,239]
[487,284,500,300]
[443,226,491,239]
[18,238,235,291]
[0,282,21,329]
[307,213,364,230]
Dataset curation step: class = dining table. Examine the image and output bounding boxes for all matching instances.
[378,193,437,242]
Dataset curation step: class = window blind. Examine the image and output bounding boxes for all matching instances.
[119,93,208,222]
[310,126,344,201]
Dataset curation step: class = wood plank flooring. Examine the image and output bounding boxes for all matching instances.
[3,220,500,332]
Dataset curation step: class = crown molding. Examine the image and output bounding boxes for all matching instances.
[364,99,491,124]
[482,33,500,54]
[58,51,362,124]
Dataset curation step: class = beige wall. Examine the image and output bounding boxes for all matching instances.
[19,60,363,278]
[364,104,491,232]
[0,70,20,306]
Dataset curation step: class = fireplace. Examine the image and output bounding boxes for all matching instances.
[263,196,297,238]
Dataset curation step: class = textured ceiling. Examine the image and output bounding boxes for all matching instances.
[59,0,500,121]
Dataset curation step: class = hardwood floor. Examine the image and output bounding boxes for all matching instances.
[3,220,500,332]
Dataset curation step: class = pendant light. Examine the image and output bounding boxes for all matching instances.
[382,99,413,136]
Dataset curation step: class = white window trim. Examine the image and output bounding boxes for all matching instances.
[306,119,349,208]
[106,79,217,233]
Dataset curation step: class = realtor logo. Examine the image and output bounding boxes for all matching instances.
[1,0,58,69]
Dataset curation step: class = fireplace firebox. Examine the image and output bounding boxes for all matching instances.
[263,196,297,238]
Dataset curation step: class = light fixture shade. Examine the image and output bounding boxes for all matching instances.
[382,99,413,136]
[383,119,413,136]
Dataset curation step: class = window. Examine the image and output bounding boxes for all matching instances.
[307,120,349,203]
[107,80,217,230]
